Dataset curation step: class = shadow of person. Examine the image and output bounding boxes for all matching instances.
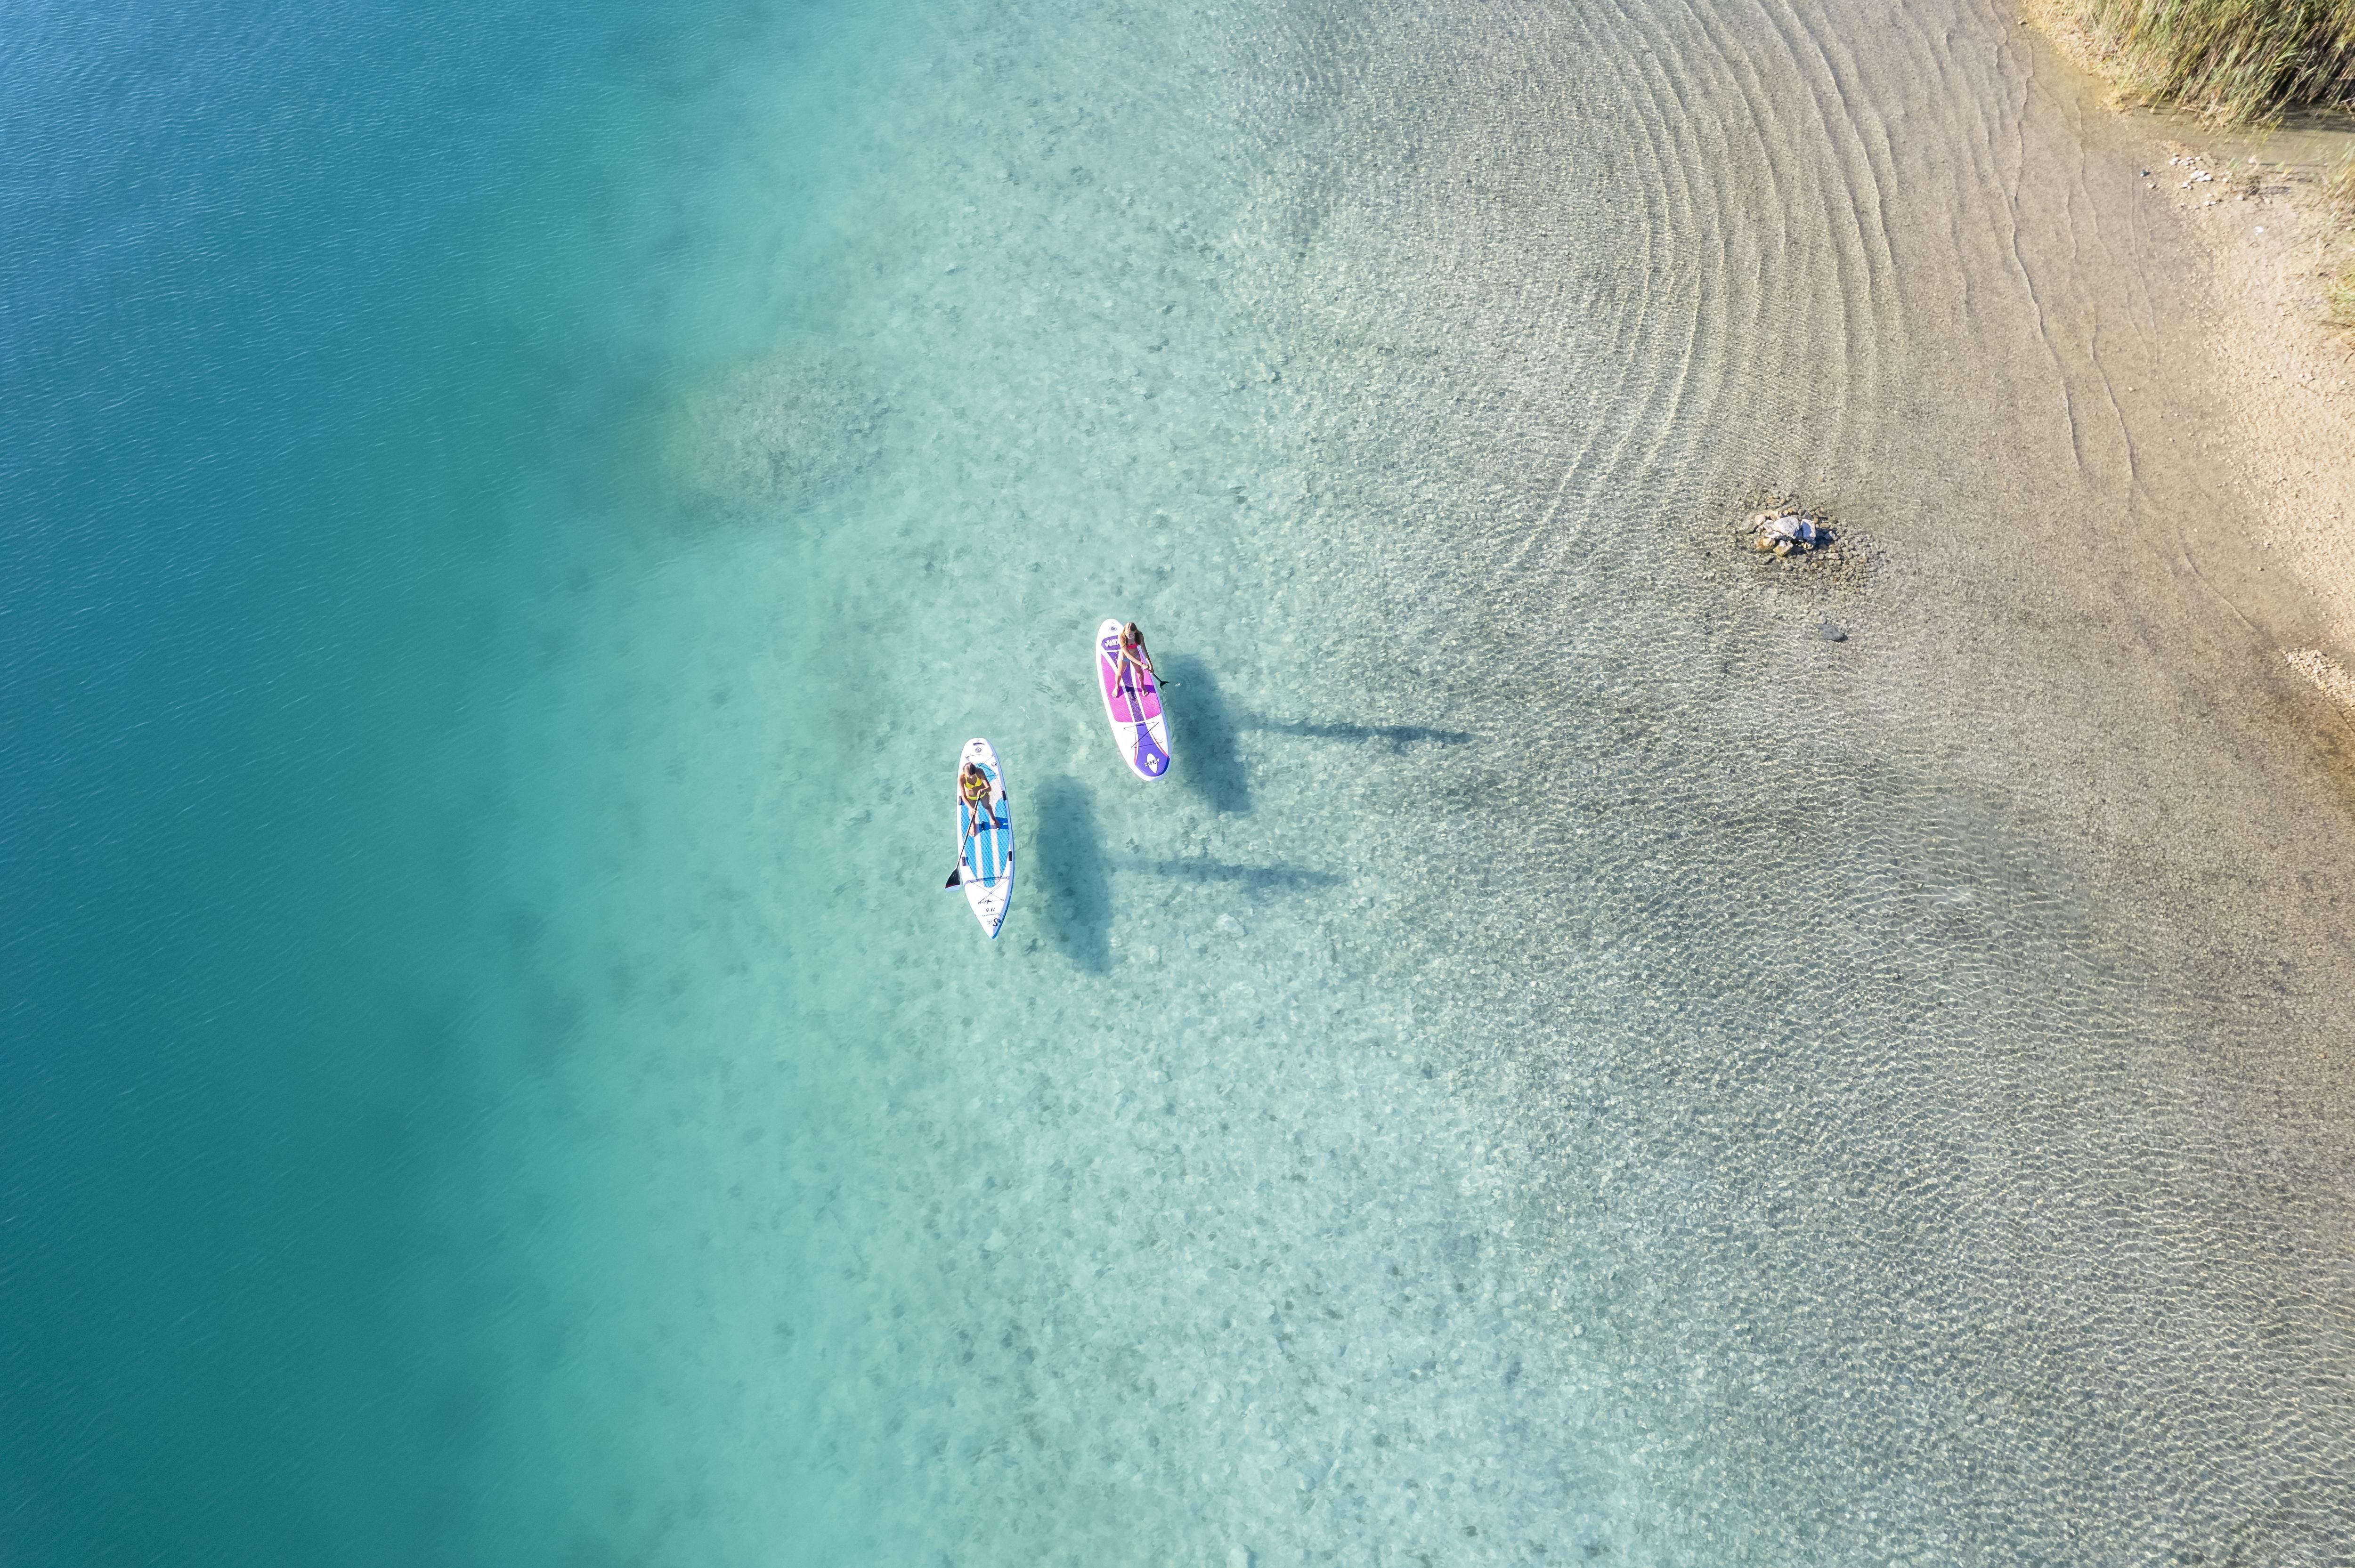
[1030,776,1112,972]
[1160,654,1249,815]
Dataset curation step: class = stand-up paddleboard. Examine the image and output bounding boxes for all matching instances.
[946,738,1013,938]
[1095,618,1172,780]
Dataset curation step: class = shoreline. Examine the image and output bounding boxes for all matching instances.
[2024,9,2355,721]
[2152,144,2355,711]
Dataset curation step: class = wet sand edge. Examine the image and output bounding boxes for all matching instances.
[2151,147,2355,700]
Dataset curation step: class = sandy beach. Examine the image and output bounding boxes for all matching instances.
[2027,6,2355,719]
[2159,149,2355,710]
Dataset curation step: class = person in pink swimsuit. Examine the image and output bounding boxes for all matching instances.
[1114,621,1156,699]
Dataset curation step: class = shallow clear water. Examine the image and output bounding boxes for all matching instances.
[6,0,2355,1562]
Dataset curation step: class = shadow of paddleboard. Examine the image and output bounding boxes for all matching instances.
[1159,654,1249,816]
[1030,776,1112,972]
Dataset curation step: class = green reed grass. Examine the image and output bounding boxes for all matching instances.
[2033,0,2355,122]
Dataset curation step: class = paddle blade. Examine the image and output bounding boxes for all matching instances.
[944,865,963,889]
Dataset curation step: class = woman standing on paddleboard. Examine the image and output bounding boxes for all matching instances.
[959,760,997,833]
[1092,615,1174,781]
[1114,621,1155,694]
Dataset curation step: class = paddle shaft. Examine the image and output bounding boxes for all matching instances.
[949,793,1005,887]
[1114,651,1162,722]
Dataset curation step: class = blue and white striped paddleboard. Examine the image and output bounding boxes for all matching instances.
[949,737,1013,938]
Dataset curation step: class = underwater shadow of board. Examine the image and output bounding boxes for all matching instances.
[1030,776,1112,973]
[1159,654,1248,815]
[1115,857,1342,899]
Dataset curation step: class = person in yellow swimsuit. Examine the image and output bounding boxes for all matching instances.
[959,760,997,835]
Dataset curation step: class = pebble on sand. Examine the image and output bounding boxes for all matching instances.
[1749,509,1833,558]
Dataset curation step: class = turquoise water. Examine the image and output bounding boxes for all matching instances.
[8,0,2355,1562]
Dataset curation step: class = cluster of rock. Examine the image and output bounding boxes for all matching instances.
[2169,156,2216,188]
[1748,508,1831,558]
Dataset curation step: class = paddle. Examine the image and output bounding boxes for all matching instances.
[944,799,973,889]
[945,802,980,889]
[1118,651,1174,702]
[944,799,1001,889]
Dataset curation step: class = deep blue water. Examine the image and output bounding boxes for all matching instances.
[0,2,808,1557]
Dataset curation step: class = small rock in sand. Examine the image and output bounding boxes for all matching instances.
[1750,509,1831,557]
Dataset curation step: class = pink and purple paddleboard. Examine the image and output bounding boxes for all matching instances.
[1095,617,1172,781]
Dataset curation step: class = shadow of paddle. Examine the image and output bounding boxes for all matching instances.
[1160,654,1249,815]
[1030,776,1112,973]
[1239,715,1474,752]
[1117,856,1341,899]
